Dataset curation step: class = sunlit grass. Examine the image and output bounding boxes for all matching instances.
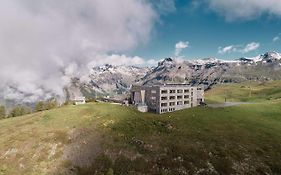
[0,81,281,174]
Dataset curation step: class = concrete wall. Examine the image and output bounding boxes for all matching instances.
[143,86,160,113]
[159,86,192,114]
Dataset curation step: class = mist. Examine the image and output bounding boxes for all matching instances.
[0,0,158,104]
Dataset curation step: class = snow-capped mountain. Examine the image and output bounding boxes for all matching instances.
[11,51,281,104]
[87,51,281,97]
[89,64,151,94]
[66,51,281,100]
[65,64,152,100]
[238,51,281,64]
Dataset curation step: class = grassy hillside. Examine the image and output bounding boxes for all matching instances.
[205,80,281,103]
[0,82,281,174]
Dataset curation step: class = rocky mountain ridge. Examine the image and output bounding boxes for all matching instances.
[71,51,281,99]
[2,51,281,107]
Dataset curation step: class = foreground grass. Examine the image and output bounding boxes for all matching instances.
[0,82,281,174]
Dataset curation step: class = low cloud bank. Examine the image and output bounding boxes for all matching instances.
[0,0,159,104]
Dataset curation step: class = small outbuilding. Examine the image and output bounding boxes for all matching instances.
[74,97,86,105]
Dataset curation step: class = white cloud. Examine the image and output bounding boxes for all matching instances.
[87,54,159,68]
[175,41,189,56]
[218,45,237,54]
[206,0,281,21]
[146,59,159,66]
[88,54,145,67]
[273,36,280,42]
[0,0,158,103]
[218,42,260,54]
[242,42,260,53]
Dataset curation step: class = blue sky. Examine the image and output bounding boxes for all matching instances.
[1,0,281,101]
[131,0,281,60]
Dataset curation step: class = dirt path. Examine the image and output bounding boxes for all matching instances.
[208,102,255,108]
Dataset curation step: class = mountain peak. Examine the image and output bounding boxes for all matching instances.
[158,57,175,67]
[164,57,173,62]
[262,51,281,62]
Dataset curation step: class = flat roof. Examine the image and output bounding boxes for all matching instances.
[132,84,203,88]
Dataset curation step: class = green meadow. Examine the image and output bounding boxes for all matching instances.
[205,80,281,103]
[0,81,281,174]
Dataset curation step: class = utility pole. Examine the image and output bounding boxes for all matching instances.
[224,89,227,103]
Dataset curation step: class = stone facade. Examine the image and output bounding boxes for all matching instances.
[131,84,204,114]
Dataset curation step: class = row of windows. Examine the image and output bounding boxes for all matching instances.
[151,88,201,94]
[160,108,176,113]
[161,89,190,94]
[161,101,190,107]
[161,109,168,113]
[169,108,175,112]
[161,95,190,100]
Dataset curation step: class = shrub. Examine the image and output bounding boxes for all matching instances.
[8,106,31,117]
[35,101,45,112]
[63,100,72,106]
[35,100,58,112]
[0,106,6,119]
[44,100,58,110]
[86,98,97,103]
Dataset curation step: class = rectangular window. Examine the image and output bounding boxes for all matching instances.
[161,90,168,94]
[161,96,167,100]
[197,88,202,90]
[161,103,167,107]
[169,102,175,106]
[177,95,183,99]
[169,96,175,100]
[184,89,189,93]
[170,90,176,93]
[151,90,156,94]
[184,95,189,99]
[177,101,183,105]
[169,108,175,111]
[184,101,189,105]
[177,89,183,93]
